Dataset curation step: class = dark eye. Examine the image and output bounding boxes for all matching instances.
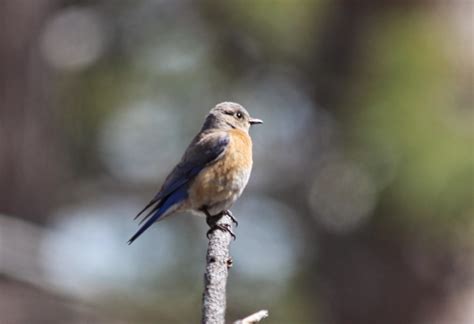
[236,112,243,119]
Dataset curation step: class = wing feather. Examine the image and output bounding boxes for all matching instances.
[133,131,230,224]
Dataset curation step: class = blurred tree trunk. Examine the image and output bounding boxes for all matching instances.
[0,0,64,223]
[308,1,454,324]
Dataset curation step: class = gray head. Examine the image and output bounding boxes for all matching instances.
[202,102,263,132]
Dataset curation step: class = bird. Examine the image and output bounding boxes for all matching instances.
[128,102,263,244]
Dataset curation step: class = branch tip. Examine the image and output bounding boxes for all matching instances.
[234,310,269,324]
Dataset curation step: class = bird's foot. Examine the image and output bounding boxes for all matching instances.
[224,210,238,227]
[201,206,213,220]
[202,207,237,240]
[206,223,236,240]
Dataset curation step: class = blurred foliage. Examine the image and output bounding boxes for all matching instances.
[350,12,473,234]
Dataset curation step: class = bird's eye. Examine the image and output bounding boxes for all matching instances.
[236,112,243,119]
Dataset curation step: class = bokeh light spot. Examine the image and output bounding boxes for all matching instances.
[40,7,107,71]
[99,100,184,184]
[41,195,179,297]
[308,155,377,233]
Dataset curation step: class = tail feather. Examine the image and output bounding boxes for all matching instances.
[138,204,161,225]
[133,198,159,221]
[128,188,188,244]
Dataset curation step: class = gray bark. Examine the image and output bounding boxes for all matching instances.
[201,214,233,324]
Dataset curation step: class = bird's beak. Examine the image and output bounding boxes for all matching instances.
[249,117,263,125]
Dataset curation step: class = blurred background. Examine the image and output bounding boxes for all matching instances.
[0,0,473,323]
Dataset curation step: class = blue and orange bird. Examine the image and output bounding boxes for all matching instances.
[128,102,263,244]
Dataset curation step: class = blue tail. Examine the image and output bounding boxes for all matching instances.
[128,188,188,244]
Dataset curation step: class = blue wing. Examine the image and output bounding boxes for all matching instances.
[128,132,230,244]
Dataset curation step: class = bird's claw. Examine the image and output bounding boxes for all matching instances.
[206,223,236,240]
[204,207,237,240]
[224,210,238,227]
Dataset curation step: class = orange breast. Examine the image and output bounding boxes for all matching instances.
[189,129,253,211]
[227,128,253,169]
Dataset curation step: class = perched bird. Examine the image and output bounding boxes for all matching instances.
[128,102,263,244]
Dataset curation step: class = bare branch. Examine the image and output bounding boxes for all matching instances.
[202,214,233,324]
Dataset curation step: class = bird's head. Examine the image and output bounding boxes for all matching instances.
[203,102,263,133]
